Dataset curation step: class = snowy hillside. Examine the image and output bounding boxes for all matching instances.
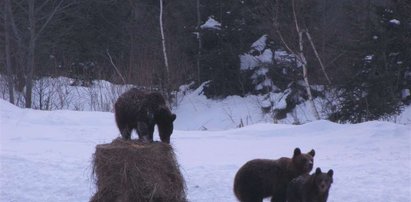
[0,99,410,202]
[1,76,410,128]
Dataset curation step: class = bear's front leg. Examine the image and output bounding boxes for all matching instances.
[136,122,152,143]
[120,126,132,140]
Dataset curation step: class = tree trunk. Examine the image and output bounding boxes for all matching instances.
[159,0,169,87]
[25,0,36,108]
[196,0,202,83]
[4,0,15,104]
[292,0,320,120]
[298,32,320,120]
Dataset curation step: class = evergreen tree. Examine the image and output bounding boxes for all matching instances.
[330,1,407,123]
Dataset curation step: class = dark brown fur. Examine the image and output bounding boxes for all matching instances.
[114,88,176,143]
[233,148,315,202]
[287,167,334,202]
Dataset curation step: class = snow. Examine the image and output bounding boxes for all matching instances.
[364,54,374,62]
[402,89,410,99]
[200,17,221,30]
[259,49,273,64]
[389,19,400,25]
[251,35,268,52]
[239,48,272,70]
[1,96,411,202]
[271,90,291,110]
[239,53,259,70]
[0,76,131,112]
[240,35,273,71]
[174,83,265,130]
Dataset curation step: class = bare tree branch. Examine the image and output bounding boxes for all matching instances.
[34,0,64,41]
[305,30,331,84]
[106,49,126,85]
[35,0,52,13]
[6,0,23,48]
[325,51,347,68]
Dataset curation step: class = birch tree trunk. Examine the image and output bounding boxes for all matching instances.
[292,0,320,120]
[159,0,169,86]
[305,30,331,84]
[298,31,320,120]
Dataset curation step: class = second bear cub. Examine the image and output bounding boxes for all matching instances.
[287,167,334,202]
[233,148,315,202]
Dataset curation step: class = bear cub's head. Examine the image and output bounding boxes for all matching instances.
[313,167,333,193]
[292,148,315,174]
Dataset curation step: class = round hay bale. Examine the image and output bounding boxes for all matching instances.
[90,138,186,202]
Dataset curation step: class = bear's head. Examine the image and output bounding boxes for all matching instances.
[156,107,177,143]
[313,167,333,193]
[291,148,315,175]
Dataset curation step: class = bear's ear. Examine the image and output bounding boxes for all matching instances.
[327,169,334,178]
[293,148,301,156]
[308,149,315,157]
[315,167,322,175]
[171,114,176,122]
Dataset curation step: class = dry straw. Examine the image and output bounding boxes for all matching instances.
[91,138,187,202]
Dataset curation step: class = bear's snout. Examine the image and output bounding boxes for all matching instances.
[308,161,313,169]
[319,182,328,192]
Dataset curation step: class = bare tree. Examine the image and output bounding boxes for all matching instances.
[7,0,75,108]
[4,0,14,104]
[273,0,321,119]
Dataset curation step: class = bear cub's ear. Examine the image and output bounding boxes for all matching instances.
[327,169,334,177]
[308,149,315,157]
[171,114,176,121]
[315,167,322,175]
[293,148,302,156]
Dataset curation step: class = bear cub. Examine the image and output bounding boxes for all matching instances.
[233,148,315,202]
[287,167,334,202]
[114,88,176,143]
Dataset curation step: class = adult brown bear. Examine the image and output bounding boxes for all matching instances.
[287,167,334,202]
[233,148,315,202]
[114,88,176,143]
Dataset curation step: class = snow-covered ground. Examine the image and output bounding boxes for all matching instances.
[1,98,410,202]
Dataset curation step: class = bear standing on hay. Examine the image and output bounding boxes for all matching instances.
[114,88,176,143]
[90,89,185,202]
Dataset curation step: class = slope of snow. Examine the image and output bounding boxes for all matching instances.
[173,85,268,130]
[1,76,410,127]
[1,99,410,202]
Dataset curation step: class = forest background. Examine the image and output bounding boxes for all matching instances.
[0,0,410,123]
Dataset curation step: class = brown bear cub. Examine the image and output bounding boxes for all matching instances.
[114,88,176,143]
[233,148,315,202]
[287,167,334,202]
